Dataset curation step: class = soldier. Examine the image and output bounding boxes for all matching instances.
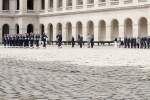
[87,34,91,48]
[148,37,150,49]
[91,35,94,48]
[127,36,130,48]
[42,32,48,49]
[56,31,62,48]
[3,34,7,48]
[79,35,83,48]
[30,33,34,49]
[71,36,74,48]
[14,34,18,48]
[124,36,127,48]
[35,34,40,49]
[144,36,147,49]
[130,37,134,48]
[133,37,136,48]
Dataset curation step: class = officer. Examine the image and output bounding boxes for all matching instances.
[91,35,94,48]
[71,36,74,48]
[3,34,7,48]
[56,31,62,48]
[127,36,130,48]
[35,34,40,48]
[42,32,48,49]
[30,33,34,49]
[124,36,127,48]
[79,35,83,48]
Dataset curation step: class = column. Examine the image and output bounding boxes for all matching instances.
[63,0,66,11]
[106,0,111,7]
[94,26,99,41]
[82,26,87,41]
[83,0,87,9]
[94,0,99,8]
[72,26,77,41]
[72,0,77,10]
[148,23,150,36]
[53,27,57,41]
[0,28,2,44]
[53,0,57,12]
[10,0,15,14]
[132,24,139,37]
[45,0,49,13]
[20,0,27,14]
[106,25,112,41]
[119,24,125,37]
[62,27,66,41]
[0,0,2,13]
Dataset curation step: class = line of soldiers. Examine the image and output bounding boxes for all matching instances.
[121,36,150,49]
[3,33,48,49]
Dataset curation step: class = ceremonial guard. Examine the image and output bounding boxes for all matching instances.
[35,34,40,48]
[127,36,130,48]
[148,37,150,49]
[124,36,127,48]
[14,34,18,48]
[56,31,62,48]
[30,33,34,49]
[3,34,7,48]
[87,34,91,48]
[42,32,48,48]
[130,37,134,48]
[144,36,147,49]
[133,37,136,48]
[91,35,94,48]
[71,36,74,48]
[79,35,83,48]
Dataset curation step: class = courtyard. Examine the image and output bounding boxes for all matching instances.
[0,45,150,100]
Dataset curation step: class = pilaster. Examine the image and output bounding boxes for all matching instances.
[72,27,77,41]
[53,0,57,12]
[119,24,125,37]
[63,0,66,11]
[83,0,87,9]
[20,0,27,14]
[94,26,99,41]
[94,0,99,8]
[62,27,66,41]
[132,24,139,37]
[106,0,111,7]
[45,0,49,13]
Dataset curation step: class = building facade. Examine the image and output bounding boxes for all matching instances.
[0,0,150,43]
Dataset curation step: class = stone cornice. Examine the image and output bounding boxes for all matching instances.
[0,4,149,18]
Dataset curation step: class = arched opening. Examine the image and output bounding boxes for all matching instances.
[3,0,9,10]
[27,24,34,35]
[125,18,133,37]
[15,24,19,34]
[27,0,34,10]
[2,24,9,43]
[48,24,53,41]
[99,20,106,41]
[111,19,119,40]
[16,0,19,10]
[41,0,45,9]
[40,24,44,35]
[139,17,148,37]
[57,23,62,33]
[66,22,72,41]
[76,21,82,40]
[87,21,94,35]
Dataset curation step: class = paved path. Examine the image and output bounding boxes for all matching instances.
[0,45,150,100]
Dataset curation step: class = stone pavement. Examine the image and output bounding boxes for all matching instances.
[0,45,150,100]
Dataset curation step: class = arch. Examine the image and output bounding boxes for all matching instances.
[99,20,106,41]
[138,17,148,37]
[87,21,94,35]
[76,21,82,40]
[15,24,19,34]
[66,22,72,41]
[56,23,62,33]
[111,19,119,40]
[40,24,44,35]
[27,24,34,35]
[124,18,133,37]
[48,24,53,41]
[3,0,9,10]
[2,24,9,43]
[27,0,34,10]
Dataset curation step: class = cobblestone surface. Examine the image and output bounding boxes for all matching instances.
[0,45,150,100]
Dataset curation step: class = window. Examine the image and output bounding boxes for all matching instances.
[27,0,34,10]
[49,0,53,8]
[16,0,19,10]
[77,0,83,5]
[3,0,9,10]
[41,0,45,9]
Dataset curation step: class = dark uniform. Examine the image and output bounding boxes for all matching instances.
[144,37,147,49]
[79,36,83,48]
[131,37,134,48]
[91,36,94,48]
[127,37,130,48]
[42,34,48,48]
[30,34,34,48]
[148,37,150,49]
[71,36,74,48]
[36,34,40,48]
[3,35,7,47]
[133,37,136,48]
[56,34,62,48]
[124,37,127,48]
[14,35,18,47]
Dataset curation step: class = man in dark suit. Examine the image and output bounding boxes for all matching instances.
[143,36,147,49]
[91,35,94,48]
[71,36,74,48]
[56,31,62,48]
[127,36,130,48]
[148,37,150,49]
[130,37,134,48]
[133,37,136,48]
[79,35,83,48]
[42,32,48,49]
[124,36,127,48]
